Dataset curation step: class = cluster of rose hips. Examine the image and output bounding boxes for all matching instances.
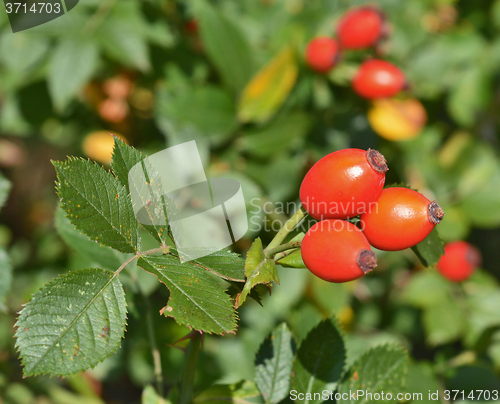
[305,6,407,99]
[298,148,445,283]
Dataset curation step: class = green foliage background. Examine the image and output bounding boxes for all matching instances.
[2,0,500,402]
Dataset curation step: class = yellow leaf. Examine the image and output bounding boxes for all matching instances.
[238,46,298,123]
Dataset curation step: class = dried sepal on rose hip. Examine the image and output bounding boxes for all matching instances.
[352,59,407,99]
[301,219,377,283]
[305,37,341,73]
[299,148,388,220]
[437,241,481,282]
[359,187,445,251]
[337,6,387,50]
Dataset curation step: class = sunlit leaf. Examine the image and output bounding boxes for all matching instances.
[236,238,279,308]
[53,157,140,253]
[15,268,127,377]
[138,253,238,334]
[338,345,409,404]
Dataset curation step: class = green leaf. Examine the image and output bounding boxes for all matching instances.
[194,249,246,282]
[142,385,171,404]
[240,111,311,157]
[405,362,442,404]
[447,66,492,127]
[95,1,151,72]
[459,167,500,227]
[111,137,145,192]
[15,268,127,377]
[423,297,465,346]
[276,250,305,269]
[55,207,125,271]
[310,276,351,314]
[194,380,260,404]
[48,39,99,111]
[400,271,451,309]
[0,247,12,305]
[0,31,50,74]
[275,233,306,269]
[193,0,255,93]
[255,323,296,404]
[411,228,444,267]
[110,138,171,245]
[236,238,279,308]
[238,47,299,123]
[156,85,239,147]
[338,345,409,404]
[138,254,237,334]
[292,318,346,403]
[0,171,11,210]
[53,157,140,254]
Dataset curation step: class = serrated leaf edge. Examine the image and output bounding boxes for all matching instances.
[52,156,139,253]
[342,343,410,404]
[138,253,239,335]
[14,268,128,378]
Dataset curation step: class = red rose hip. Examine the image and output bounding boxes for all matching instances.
[360,187,445,251]
[353,59,406,99]
[305,37,340,73]
[337,7,386,50]
[299,148,388,220]
[437,241,481,282]
[301,219,377,283]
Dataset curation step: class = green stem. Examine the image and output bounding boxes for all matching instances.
[264,240,302,259]
[178,332,203,404]
[274,247,300,262]
[141,286,164,398]
[265,205,307,251]
[115,246,171,275]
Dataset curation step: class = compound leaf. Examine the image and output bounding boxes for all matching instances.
[338,344,409,404]
[138,253,237,334]
[15,268,127,377]
[236,238,279,308]
[255,323,296,404]
[292,318,346,404]
[53,157,140,253]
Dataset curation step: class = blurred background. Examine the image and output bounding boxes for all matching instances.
[2,0,500,402]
